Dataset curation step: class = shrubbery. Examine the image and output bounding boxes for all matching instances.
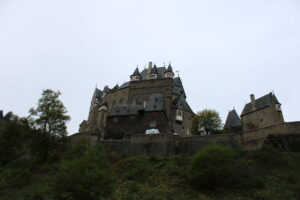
[50,142,115,200]
[187,144,240,191]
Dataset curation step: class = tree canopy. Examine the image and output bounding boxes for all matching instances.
[190,109,222,135]
[29,89,70,137]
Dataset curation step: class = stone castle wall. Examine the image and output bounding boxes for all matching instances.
[71,122,300,156]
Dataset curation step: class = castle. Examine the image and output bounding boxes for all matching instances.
[74,62,300,155]
[79,62,194,139]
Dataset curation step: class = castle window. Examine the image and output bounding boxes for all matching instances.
[176,109,183,122]
[130,116,135,121]
[119,98,124,105]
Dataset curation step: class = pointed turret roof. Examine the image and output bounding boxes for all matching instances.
[93,88,103,98]
[166,63,173,73]
[224,109,241,129]
[132,67,141,76]
[150,64,158,74]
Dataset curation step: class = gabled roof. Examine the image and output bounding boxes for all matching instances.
[241,92,280,116]
[224,109,241,129]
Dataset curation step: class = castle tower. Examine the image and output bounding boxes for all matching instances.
[130,67,142,82]
[149,64,158,79]
[164,63,175,79]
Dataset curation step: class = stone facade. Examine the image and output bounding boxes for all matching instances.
[72,122,300,156]
[240,93,284,131]
[79,62,194,139]
[224,92,284,132]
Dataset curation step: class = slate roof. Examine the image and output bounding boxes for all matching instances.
[241,92,280,116]
[140,67,167,80]
[93,88,103,98]
[145,93,164,111]
[224,109,241,129]
[172,95,193,113]
[166,63,173,73]
[131,67,141,76]
[108,93,165,116]
[150,64,158,74]
[103,86,111,93]
[108,104,144,116]
[172,77,186,98]
[119,82,130,89]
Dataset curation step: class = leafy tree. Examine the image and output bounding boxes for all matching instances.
[28,89,70,162]
[29,89,70,137]
[190,109,222,135]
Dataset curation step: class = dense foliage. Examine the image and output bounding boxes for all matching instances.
[191,109,223,135]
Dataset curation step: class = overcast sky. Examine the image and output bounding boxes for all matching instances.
[1,0,299,134]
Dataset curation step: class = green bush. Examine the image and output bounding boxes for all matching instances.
[50,144,115,200]
[187,144,239,191]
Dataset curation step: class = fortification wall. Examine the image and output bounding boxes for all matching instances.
[241,122,300,150]
[71,122,300,156]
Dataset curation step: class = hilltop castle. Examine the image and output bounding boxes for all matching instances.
[79,62,194,139]
[73,63,300,156]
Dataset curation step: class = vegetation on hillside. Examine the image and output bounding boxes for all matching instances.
[1,90,299,200]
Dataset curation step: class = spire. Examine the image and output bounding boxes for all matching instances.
[132,66,141,76]
[166,62,173,72]
[130,66,142,82]
[164,62,174,79]
[151,64,158,74]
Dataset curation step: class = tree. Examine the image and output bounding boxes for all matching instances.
[190,109,222,135]
[29,89,70,162]
[29,89,70,137]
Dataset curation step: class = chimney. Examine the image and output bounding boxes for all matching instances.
[250,94,257,110]
[146,61,153,79]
